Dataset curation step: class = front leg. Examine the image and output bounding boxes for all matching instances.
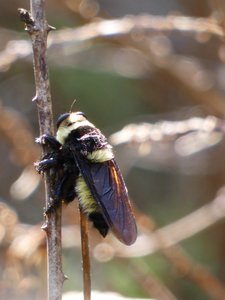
[36,134,61,151]
[34,154,60,173]
[45,170,77,214]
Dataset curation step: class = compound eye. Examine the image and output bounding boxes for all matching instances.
[76,111,87,119]
[57,113,70,128]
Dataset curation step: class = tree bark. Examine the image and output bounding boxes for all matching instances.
[18,2,64,299]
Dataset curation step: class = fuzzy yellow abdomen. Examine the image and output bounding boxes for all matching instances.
[76,148,113,214]
[75,175,99,215]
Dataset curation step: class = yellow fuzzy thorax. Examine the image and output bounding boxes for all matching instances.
[87,147,114,162]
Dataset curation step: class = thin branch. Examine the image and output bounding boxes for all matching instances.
[80,208,91,300]
[18,2,63,300]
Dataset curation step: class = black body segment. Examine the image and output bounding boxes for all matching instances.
[56,113,70,129]
[88,212,109,237]
[66,125,109,155]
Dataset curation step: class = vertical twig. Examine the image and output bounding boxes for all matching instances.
[18,1,64,300]
[80,207,91,300]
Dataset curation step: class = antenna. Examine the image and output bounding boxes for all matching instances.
[69,99,77,112]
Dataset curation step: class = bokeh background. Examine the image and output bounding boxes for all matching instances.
[1,1,225,299]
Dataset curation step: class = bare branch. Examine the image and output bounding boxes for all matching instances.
[80,208,91,300]
[18,2,63,300]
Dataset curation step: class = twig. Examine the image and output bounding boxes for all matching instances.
[80,207,91,300]
[18,2,63,300]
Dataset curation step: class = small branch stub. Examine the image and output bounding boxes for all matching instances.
[18,7,55,35]
[47,24,56,32]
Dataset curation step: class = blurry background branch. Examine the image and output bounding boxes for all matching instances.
[0,15,224,71]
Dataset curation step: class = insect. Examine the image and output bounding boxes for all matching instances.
[35,112,137,245]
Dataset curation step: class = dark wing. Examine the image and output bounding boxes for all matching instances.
[74,152,137,245]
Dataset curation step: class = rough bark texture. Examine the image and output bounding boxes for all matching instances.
[19,2,64,300]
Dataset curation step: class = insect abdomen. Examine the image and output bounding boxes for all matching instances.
[88,212,109,237]
[76,175,109,236]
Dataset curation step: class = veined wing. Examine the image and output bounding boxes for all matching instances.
[74,152,137,245]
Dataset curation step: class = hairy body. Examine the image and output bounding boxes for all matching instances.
[36,112,137,245]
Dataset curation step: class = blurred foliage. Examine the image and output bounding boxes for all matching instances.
[1,0,225,300]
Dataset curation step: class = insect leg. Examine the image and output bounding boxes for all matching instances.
[36,134,61,150]
[46,170,77,213]
[34,152,61,173]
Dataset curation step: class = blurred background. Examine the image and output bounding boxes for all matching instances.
[1,0,225,299]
